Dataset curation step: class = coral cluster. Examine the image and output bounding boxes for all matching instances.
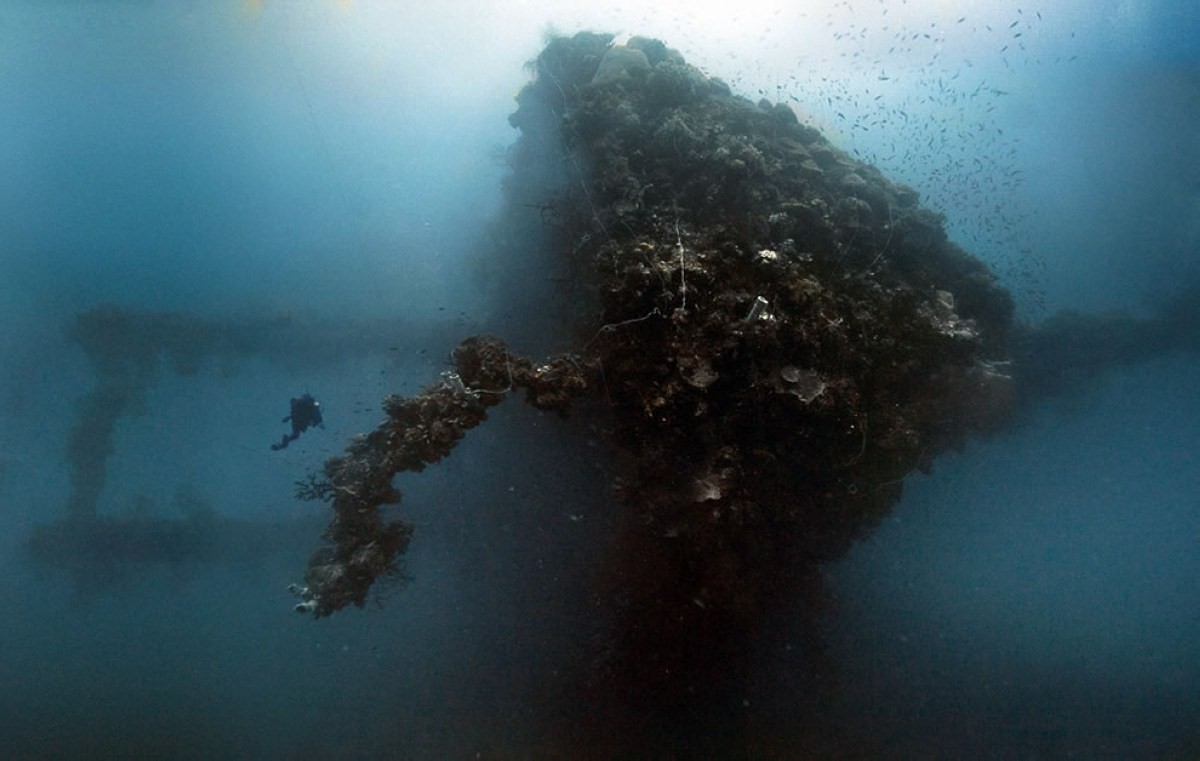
[293,336,592,615]
[514,31,1018,697]
[294,36,1021,713]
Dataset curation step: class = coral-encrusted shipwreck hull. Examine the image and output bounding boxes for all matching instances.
[296,30,1016,717]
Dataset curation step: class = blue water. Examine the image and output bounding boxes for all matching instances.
[2,2,1198,758]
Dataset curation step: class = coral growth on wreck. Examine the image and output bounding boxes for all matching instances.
[293,37,1020,711]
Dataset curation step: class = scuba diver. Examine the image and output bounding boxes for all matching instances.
[271,393,323,451]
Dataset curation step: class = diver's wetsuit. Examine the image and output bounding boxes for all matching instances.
[271,393,323,451]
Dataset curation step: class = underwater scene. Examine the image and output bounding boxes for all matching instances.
[2,1,1198,758]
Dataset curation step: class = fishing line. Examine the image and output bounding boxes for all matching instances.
[279,25,336,180]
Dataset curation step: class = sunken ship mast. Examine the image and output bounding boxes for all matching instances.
[297,31,1014,623]
[289,31,1018,745]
